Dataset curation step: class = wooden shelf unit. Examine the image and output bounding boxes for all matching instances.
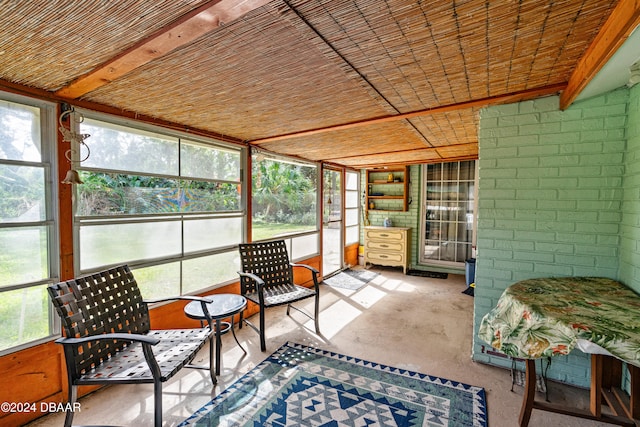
[365,166,409,212]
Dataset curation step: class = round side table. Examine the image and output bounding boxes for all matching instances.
[184,294,247,378]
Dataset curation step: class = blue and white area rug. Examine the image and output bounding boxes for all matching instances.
[179,342,487,426]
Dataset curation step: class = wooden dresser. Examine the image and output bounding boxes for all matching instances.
[363,226,410,274]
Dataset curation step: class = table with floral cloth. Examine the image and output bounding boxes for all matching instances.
[479,276,640,366]
[479,277,640,426]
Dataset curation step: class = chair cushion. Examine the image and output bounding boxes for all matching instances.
[245,283,316,307]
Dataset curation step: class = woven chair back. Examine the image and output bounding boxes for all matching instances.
[238,240,294,294]
[48,265,150,375]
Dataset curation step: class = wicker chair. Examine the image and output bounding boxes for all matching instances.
[238,240,320,351]
[47,265,215,427]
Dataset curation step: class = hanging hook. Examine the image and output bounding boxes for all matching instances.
[59,106,91,163]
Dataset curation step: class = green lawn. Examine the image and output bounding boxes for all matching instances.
[252,221,314,241]
[0,221,316,351]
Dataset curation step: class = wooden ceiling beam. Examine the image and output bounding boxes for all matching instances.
[0,78,244,146]
[55,0,271,99]
[250,83,566,145]
[326,145,479,169]
[560,0,640,110]
[349,155,479,169]
[324,143,477,162]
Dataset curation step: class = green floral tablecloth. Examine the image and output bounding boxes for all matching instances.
[478,277,640,366]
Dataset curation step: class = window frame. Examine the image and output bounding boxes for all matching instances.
[73,110,246,296]
[419,160,477,268]
[0,92,59,355]
[344,170,360,246]
[250,150,321,261]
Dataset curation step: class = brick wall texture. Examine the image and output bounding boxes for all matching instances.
[473,87,634,387]
[620,84,640,289]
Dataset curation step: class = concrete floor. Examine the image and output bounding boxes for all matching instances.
[28,267,612,427]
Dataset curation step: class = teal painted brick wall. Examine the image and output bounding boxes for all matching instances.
[620,83,640,292]
[473,90,629,388]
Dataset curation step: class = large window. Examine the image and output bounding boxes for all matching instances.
[251,151,319,259]
[77,116,244,298]
[421,161,476,266]
[0,95,57,354]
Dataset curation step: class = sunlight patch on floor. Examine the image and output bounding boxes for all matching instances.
[377,277,416,292]
[314,299,362,339]
[351,285,387,308]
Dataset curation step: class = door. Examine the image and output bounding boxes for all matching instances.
[323,168,342,276]
[421,161,476,266]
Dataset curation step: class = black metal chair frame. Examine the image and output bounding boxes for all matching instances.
[238,240,320,351]
[47,265,216,427]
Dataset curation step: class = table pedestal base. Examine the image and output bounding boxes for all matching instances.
[519,356,639,427]
[183,295,248,384]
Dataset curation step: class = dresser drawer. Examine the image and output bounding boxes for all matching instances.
[367,251,404,263]
[365,229,405,241]
[366,240,404,252]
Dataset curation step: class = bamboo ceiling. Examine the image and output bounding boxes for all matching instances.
[0,0,635,168]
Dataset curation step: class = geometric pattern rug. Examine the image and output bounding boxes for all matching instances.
[179,342,488,427]
[323,269,379,290]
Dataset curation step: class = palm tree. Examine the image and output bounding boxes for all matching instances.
[252,158,316,224]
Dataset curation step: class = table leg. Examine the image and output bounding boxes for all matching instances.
[605,359,640,421]
[208,332,216,383]
[518,355,635,427]
[519,359,536,427]
[631,365,640,419]
[591,354,603,418]
[215,318,222,375]
[230,316,247,353]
